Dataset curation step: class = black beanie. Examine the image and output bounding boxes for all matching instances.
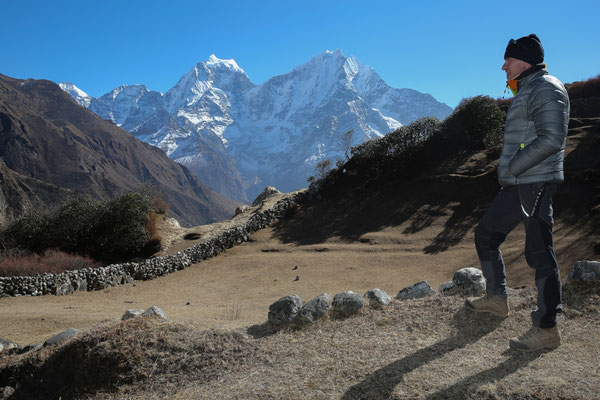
[504,34,544,65]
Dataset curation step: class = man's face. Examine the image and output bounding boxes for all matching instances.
[502,57,532,80]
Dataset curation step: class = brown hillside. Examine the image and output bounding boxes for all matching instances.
[272,117,600,276]
[0,74,240,227]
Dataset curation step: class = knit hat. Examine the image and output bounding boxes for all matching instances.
[504,34,544,65]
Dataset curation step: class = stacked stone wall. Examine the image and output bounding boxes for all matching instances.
[0,193,303,297]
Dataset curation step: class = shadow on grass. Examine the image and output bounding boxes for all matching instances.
[272,175,496,252]
[341,308,537,400]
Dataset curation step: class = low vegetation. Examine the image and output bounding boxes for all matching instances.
[309,95,505,194]
[0,191,167,276]
[0,249,101,277]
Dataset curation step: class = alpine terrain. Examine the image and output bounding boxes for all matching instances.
[61,50,452,202]
[0,74,239,227]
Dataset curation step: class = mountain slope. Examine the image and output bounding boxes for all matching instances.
[61,50,452,202]
[0,74,239,227]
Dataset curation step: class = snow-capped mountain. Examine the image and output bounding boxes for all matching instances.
[61,50,452,202]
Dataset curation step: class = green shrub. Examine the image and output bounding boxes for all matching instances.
[442,95,505,150]
[0,211,51,253]
[93,192,152,263]
[350,116,441,178]
[49,195,103,255]
[0,191,158,265]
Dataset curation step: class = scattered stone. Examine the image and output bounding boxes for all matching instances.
[186,301,191,306]
[568,260,600,281]
[440,267,486,296]
[268,294,302,327]
[396,281,436,300]
[142,306,169,321]
[296,293,331,324]
[54,282,75,296]
[166,217,181,228]
[294,275,300,281]
[234,205,250,216]
[0,338,20,353]
[439,281,456,295]
[252,186,281,206]
[121,309,145,320]
[44,328,80,346]
[454,268,486,295]
[2,386,15,399]
[332,291,364,317]
[365,288,392,309]
[19,343,43,354]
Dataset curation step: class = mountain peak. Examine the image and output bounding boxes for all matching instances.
[59,82,91,107]
[204,54,246,75]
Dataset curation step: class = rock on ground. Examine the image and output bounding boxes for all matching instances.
[296,293,331,324]
[440,267,486,296]
[568,260,600,281]
[332,291,364,317]
[268,294,302,327]
[44,328,81,347]
[252,186,281,206]
[122,309,145,320]
[396,281,436,300]
[365,288,392,309]
[142,306,168,321]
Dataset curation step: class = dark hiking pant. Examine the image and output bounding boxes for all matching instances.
[474,182,562,328]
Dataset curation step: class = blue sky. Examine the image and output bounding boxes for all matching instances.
[2,0,599,109]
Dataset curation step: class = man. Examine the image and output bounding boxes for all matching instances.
[465,34,570,352]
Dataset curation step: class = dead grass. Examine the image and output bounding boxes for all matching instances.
[2,285,598,400]
[0,318,261,399]
[0,249,102,277]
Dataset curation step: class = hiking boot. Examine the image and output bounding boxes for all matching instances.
[464,295,509,318]
[509,326,561,352]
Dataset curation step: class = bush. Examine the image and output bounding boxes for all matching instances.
[49,195,103,255]
[0,191,159,265]
[93,192,153,263]
[565,74,600,99]
[443,95,505,150]
[0,211,51,253]
[350,116,442,178]
[0,249,101,277]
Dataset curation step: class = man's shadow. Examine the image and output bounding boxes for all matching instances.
[342,308,538,399]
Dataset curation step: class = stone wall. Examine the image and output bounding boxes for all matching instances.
[0,193,303,297]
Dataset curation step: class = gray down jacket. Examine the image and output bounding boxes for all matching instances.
[497,67,570,187]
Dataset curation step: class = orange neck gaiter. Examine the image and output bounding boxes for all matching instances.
[507,79,519,96]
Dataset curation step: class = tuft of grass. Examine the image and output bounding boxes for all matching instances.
[225,302,244,321]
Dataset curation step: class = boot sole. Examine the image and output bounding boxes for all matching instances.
[509,340,560,352]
